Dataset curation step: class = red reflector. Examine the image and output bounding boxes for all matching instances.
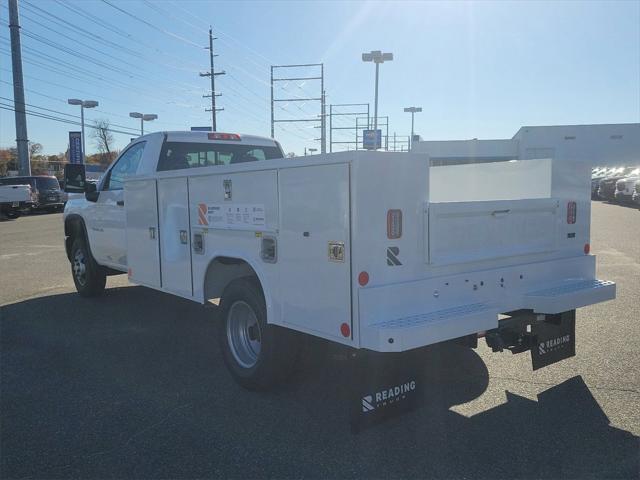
[208,132,241,141]
[584,243,590,254]
[358,271,369,286]
[567,201,577,224]
[387,209,402,239]
[340,323,351,337]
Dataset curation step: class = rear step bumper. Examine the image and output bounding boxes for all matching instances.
[358,256,615,352]
[524,279,615,314]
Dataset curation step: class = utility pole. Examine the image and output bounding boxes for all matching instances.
[8,0,30,175]
[270,66,274,138]
[200,27,224,131]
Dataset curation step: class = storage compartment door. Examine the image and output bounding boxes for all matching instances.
[158,177,193,297]
[125,179,161,287]
[428,198,559,266]
[278,164,351,341]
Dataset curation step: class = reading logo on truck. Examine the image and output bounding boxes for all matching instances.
[361,380,416,412]
[538,334,571,355]
[387,246,402,266]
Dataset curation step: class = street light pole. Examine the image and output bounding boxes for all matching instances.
[68,99,98,162]
[129,112,158,136]
[362,50,393,149]
[403,106,422,150]
[374,62,379,133]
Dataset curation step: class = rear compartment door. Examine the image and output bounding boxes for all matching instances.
[427,198,559,265]
[278,164,351,341]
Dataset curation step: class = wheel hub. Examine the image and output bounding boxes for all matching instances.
[226,301,262,369]
[73,249,87,286]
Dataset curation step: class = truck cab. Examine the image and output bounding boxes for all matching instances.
[64,132,284,272]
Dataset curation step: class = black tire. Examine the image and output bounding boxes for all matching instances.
[70,237,106,297]
[5,210,20,219]
[218,277,298,390]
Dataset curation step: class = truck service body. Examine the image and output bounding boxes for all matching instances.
[63,131,615,390]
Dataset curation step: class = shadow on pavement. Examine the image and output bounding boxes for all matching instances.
[1,286,637,479]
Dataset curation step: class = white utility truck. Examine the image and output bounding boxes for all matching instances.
[0,183,33,219]
[63,131,615,390]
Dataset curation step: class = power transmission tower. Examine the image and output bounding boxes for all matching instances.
[8,0,30,175]
[328,103,369,152]
[270,63,325,153]
[200,27,225,131]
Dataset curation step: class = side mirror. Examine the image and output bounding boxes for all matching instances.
[85,182,99,202]
[63,163,87,193]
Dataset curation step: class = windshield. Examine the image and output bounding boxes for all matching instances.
[0,177,36,188]
[35,177,60,190]
[157,142,283,172]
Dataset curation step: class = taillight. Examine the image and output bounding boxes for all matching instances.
[567,201,577,224]
[208,132,241,141]
[387,209,402,239]
[358,271,369,286]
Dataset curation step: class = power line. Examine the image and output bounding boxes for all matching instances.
[0,95,142,134]
[0,103,141,137]
[100,0,203,49]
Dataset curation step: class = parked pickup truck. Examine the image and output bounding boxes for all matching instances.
[0,183,34,219]
[0,175,64,211]
[63,131,615,391]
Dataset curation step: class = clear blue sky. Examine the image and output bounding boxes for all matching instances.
[1,0,639,156]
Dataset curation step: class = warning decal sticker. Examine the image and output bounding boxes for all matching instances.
[197,203,265,229]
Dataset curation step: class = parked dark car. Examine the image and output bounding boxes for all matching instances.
[0,175,64,212]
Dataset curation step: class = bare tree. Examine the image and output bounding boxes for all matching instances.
[92,119,114,165]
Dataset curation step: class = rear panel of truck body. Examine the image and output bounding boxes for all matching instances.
[124,149,614,352]
[351,153,614,352]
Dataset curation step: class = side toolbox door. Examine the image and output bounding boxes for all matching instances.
[125,179,161,287]
[278,163,352,341]
[158,177,193,298]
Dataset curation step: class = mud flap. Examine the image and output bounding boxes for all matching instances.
[531,310,576,370]
[348,350,424,433]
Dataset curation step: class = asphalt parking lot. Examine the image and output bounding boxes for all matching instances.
[1,202,638,479]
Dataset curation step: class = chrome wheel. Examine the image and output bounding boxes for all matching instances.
[73,248,87,286]
[226,301,262,369]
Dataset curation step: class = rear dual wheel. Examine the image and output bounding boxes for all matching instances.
[219,278,298,390]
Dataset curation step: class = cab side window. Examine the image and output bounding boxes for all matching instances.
[104,142,146,191]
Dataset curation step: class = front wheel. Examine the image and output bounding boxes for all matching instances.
[4,209,20,219]
[218,278,298,390]
[70,238,106,297]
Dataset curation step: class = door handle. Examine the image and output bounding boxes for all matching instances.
[117,200,125,206]
[491,209,510,217]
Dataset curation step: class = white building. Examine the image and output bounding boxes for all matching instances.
[413,123,640,166]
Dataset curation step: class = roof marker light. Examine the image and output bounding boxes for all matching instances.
[208,132,241,141]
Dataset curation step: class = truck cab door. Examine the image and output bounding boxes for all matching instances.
[93,142,146,269]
